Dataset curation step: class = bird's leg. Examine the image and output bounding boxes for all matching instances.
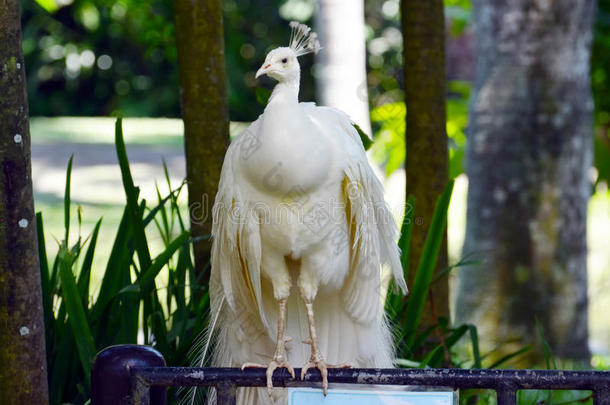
[242,297,295,394]
[300,299,351,395]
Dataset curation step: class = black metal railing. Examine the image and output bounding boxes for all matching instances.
[91,345,610,405]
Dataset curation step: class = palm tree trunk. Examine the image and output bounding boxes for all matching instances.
[456,0,595,365]
[0,0,49,402]
[401,0,450,346]
[174,0,230,285]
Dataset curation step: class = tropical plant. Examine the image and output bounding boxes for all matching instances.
[38,118,208,405]
[385,179,488,369]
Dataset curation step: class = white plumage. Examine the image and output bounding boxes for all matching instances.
[204,22,407,405]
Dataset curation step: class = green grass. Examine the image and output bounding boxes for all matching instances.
[30,116,248,145]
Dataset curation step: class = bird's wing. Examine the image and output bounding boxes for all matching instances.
[303,104,408,326]
[211,117,268,330]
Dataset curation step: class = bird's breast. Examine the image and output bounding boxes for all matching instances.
[238,115,334,196]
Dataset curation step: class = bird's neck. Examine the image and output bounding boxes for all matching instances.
[268,77,300,107]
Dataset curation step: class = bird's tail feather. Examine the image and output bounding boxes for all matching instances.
[179,297,226,405]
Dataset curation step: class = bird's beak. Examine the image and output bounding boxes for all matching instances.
[256,63,271,79]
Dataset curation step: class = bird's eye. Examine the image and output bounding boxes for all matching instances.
[282,58,288,63]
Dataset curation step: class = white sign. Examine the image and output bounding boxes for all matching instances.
[288,387,454,405]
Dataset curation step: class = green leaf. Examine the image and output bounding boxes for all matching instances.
[468,324,482,369]
[370,102,406,122]
[77,218,102,309]
[64,154,73,244]
[536,316,557,370]
[90,208,132,322]
[488,346,531,369]
[386,196,415,319]
[402,180,454,349]
[139,231,190,289]
[425,324,469,367]
[255,86,271,105]
[115,118,152,269]
[394,358,421,368]
[143,186,178,227]
[34,0,59,13]
[398,195,415,279]
[353,123,373,150]
[58,249,96,386]
[431,252,480,284]
[115,119,172,350]
[36,212,50,317]
[36,211,54,369]
[419,346,444,368]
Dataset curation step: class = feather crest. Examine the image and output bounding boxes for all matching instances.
[288,21,321,57]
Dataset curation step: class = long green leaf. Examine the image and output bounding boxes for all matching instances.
[353,122,373,150]
[143,187,178,227]
[402,179,454,349]
[139,231,190,289]
[410,323,438,354]
[468,324,482,369]
[139,232,190,354]
[114,124,173,348]
[115,119,166,348]
[419,346,444,368]
[398,195,415,277]
[64,154,74,244]
[115,117,152,269]
[90,208,132,322]
[58,249,96,386]
[536,316,557,370]
[77,218,102,309]
[426,324,469,367]
[36,212,54,369]
[488,346,531,369]
[49,325,76,405]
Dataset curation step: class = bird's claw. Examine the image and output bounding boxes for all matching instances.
[242,358,295,396]
[300,357,352,396]
[265,358,296,395]
[301,357,328,395]
[241,362,266,370]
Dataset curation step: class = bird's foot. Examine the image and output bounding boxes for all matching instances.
[300,352,351,395]
[242,355,295,395]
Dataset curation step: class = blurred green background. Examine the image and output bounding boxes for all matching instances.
[21,0,610,369]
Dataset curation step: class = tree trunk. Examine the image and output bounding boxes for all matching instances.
[456,0,595,365]
[0,1,49,403]
[315,0,371,134]
[174,0,230,284]
[401,0,450,339]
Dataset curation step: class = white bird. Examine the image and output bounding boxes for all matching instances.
[205,22,407,405]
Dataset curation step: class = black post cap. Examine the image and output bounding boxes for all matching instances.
[91,344,167,405]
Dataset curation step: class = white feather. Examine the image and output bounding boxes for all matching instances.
[189,25,407,405]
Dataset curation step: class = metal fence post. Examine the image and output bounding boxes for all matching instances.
[594,385,610,405]
[216,382,237,405]
[91,344,167,405]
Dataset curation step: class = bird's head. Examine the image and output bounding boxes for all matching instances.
[255,21,321,83]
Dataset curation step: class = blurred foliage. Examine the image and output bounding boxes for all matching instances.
[22,0,178,116]
[369,0,610,189]
[21,0,316,120]
[593,0,610,186]
[366,0,471,177]
[19,0,610,184]
[370,81,469,178]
